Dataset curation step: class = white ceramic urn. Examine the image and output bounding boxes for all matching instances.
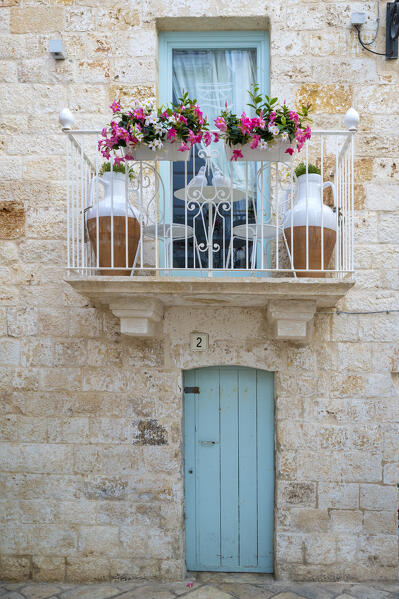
[283,173,337,231]
[283,173,338,277]
[87,171,139,219]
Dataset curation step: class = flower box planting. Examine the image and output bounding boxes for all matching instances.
[215,85,312,161]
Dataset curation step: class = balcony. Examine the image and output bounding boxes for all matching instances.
[61,110,356,342]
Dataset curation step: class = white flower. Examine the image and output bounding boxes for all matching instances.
[153,139,163,150]
[154,122,163,135]
[281,132,289,142]
[144,112,158,127]
[268,125,280,136]
[258,140,269,150]
[168,115,177,124]
[143,98,154,111]
[148,141,157,152]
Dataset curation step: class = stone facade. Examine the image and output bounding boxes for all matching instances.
[0,0,399,585]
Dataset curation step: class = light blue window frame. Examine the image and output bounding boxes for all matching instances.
[158,30,270,274]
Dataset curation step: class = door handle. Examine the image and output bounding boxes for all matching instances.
[199,440,218,446]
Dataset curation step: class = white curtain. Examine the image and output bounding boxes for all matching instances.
[172,48,257,191]
[172,48,256,122]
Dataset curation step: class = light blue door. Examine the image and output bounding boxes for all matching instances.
[184,366,274,572]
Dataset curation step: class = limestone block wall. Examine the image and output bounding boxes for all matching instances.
[0,0,398,584]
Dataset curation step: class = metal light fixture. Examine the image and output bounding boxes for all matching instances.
[386,1,399,59]
[49,39,66,60]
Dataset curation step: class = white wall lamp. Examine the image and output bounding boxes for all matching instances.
[49,39,67,60]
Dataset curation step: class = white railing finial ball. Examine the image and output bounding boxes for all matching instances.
[344,107,359,131]
[59,108,75,130]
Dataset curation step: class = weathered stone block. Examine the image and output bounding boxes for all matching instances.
[11,8,64,33]
[83,476,128,501]
[16,416,48,443]
[0,555,31,580]
[360,484,397,510]
[48,417,90,443]
[279,482,316,507]
[0,200,25,239]
[7,306,38,337]
[69,308,104,338]
[0,443,73,473]
[66,556,111,582]
[296,84,353,113]
[357,535,399,568]
[290,508,329,533]
[363,510,397,535]
[78,525,120,556]
[120,526,175,560]
[31,557,65,582]
[40,368,82,392]
[383,462,399,485]
[304,535,336,565]
[278,420,318,451]
[275,533,305,563]
[97,502,132,527]
[0,338,20,365]
[330,510,363,532]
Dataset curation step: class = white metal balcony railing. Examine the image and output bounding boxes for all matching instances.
[61,111,356,280]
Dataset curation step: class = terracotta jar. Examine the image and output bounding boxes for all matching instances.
[86,171,140,276]
[283,173,337,277]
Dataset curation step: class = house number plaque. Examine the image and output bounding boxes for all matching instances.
[190,332,209,352]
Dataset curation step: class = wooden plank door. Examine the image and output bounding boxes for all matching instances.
[184,366,274,572]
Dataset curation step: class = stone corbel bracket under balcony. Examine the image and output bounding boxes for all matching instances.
[67,277,354,343]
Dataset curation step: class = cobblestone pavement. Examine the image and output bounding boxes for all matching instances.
[1,576,399,599]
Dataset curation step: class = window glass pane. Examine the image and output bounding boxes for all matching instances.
[171,47,257,269]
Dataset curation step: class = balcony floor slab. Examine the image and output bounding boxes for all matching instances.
[66,275,354,341]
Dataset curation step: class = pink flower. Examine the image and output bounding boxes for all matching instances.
[110,100,121,113]
[213,132,220,143]
[251,117,265,130]
[214,116,227,132]
[178,142,190,152]
[101,127,108,137]
[269,111,276,123]
[194,104,204,124]
[285,147,294,156]
[124,154,134,160]
[289,111,299,125]
[187,129,197,145]
[167,128,177,140]
[303,126,312,140]
[186,582,194,589]
[178,114,188,125]
[203,131,212,146]
[250,134,260,150]
[133,107,145,121]
[188,130,202,146]
[231,149,243,161]
[114,156,124,166]
[239,112,253,134]
[294,126,311,152]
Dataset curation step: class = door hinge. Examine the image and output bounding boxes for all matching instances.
[184,386,200,394]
